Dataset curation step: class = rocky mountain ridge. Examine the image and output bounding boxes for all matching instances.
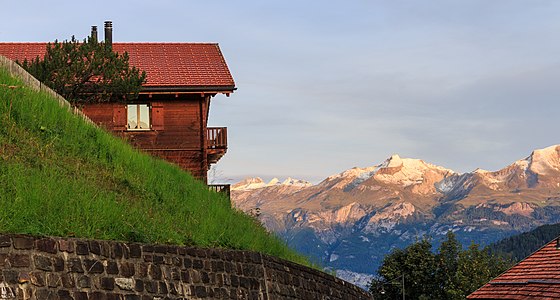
[231,145,560,288]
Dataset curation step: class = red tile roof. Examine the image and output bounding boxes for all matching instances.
[468,238,560,299]
[0,42,235,92]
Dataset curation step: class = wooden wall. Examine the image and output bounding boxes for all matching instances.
[81,94,210,183]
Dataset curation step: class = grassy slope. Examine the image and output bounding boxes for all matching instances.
[0,67,309,266]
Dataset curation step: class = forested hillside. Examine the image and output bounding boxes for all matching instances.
[489,223,560,261]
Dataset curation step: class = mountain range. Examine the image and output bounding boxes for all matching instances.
[231,145,560,288]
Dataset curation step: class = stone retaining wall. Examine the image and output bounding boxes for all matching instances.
[0,234,372,299]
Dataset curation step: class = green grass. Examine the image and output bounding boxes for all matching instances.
[0,67,310,266]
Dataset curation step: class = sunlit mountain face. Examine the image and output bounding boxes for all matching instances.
[232,145,560,288]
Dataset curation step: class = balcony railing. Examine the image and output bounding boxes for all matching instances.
[207,127,227,149]
[209,184,231,199]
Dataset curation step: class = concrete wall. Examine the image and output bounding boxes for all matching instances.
[0,234,372,299]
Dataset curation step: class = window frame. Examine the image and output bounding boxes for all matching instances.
[126,103,151,131]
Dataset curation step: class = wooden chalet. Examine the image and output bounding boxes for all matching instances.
[468,237,560,299]
[0,22,235,185]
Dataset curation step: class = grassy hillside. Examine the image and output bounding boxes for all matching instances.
[0,66,309,266]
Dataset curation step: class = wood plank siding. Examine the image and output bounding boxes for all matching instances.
[81,94,226,183]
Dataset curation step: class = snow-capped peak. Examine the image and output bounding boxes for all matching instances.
[375,155,455,187]
[381,154,403,168]
[282,177,313,187]
[232,177,312,191]
[528,145,560,175]
[231,177,266,191]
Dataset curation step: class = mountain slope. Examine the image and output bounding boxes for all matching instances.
[231,145,560,287]
[0,65,309,266]
[489,222,560,261]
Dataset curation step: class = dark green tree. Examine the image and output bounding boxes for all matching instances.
[19,36,146,104]
[370,232,512,300]
[371,238,438,300]
[435,231,461,299]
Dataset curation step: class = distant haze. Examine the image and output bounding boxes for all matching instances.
[2,1,559,183]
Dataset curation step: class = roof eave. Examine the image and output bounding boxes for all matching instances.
[140,85,236,95]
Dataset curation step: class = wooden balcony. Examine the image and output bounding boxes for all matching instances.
[208,184,231,200]
[207,127,227,164]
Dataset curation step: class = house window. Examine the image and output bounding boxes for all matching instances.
[127,104,150,130]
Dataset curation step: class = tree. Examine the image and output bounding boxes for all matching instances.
[435,231,461,299]
[369,232,513,300]
[371,238,438,299]
[19,36,146,104]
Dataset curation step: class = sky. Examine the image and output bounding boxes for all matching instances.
[1,1,559,183]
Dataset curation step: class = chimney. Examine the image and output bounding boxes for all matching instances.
[90,26,98,43]
[104,21,113,48]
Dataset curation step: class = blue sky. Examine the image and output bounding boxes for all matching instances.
[2,1,559,183]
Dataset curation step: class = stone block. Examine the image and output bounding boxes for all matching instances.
[148,265,161,280]
[115,277,135,291]
[152,255,164,265]
[143,245,154,253]
[154,245,167,254]
[53,256,65,272]
[89,240,102,255]
[9,254,30,268]
[13,236,34,249]
[58,240,74,253]
[167,245,178,255]
[144,281,157,293]
[0,235,11,247]
[171,256,181,267]
[112,243,123,259]
[158,281,168,294]
[76,241,89,255]
[180,270,190,283]
[30,271,45,287]
[74,291,88,300]
[100,241,111,257]
[120,261,135,277]
[201,271,210,284]
[0,253,8,267]
[89,291,108,300]
[61,274,76,288]
[183,257,192,268]
[36,238,57,254]
[194,286,207,298]
[192,259,203,270]
[57,290,73,300]
[106,261,119,275]
[78,275,91,288]
[106,293,121,300]
[134,279,144,292]
[68,258,84,273]
[129,243,142,258]
[124,295,141,300]
[137,263,149,277]
[3,270,18,284]
[34,254,52,271]
[84,258,104,273]
[100,277,115,290]
[36,288,57,300]
[47,273,61,288]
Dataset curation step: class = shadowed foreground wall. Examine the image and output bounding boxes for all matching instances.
[0,234,371,299]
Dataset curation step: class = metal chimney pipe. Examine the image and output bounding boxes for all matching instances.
[91,26,98,43]
[104,21,113,48]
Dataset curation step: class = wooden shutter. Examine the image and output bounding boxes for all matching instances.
[151,102,164,131]
[112,103,126,131]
